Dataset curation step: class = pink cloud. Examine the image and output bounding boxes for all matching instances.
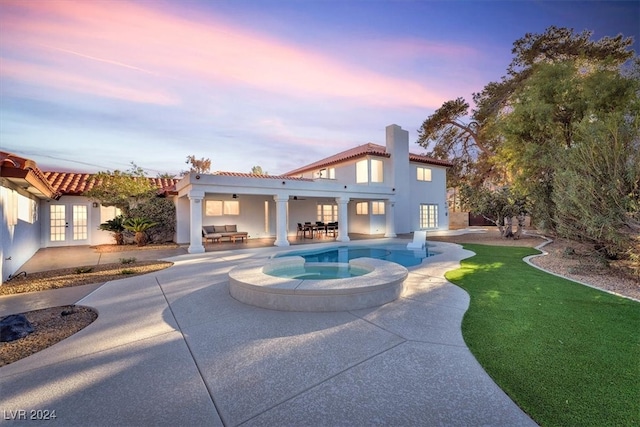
[0,0,450,109]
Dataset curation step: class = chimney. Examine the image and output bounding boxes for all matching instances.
[385,124,411,233]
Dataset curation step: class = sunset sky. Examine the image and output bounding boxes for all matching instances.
[1,0,638,176]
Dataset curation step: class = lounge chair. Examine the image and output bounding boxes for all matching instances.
[407,230,427,249]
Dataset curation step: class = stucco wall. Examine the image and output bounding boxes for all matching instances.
[1,186,42,283]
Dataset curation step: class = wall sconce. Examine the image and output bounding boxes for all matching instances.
[392,188,395,192]
[293,196,298,200]
[232,194,238,199]
[195,175,201,180]
[344,185,347,189]
[282,181,286,185]
[92,202,99,208]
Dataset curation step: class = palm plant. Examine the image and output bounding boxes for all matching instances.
[123,217,158,246]
[99,215,126,245]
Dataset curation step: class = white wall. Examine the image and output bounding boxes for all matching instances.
[41,196,115,247]
[1,186,42,283]
[408,164,449,231]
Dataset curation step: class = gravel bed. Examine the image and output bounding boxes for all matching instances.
[1,305,97,367]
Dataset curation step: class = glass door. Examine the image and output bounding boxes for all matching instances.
[419,204,438,229]
[49,204,89,245]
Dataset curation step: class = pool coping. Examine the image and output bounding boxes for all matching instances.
[229,256,408,311]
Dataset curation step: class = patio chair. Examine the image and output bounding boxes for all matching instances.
[325,222,338,238]
[407,230,427,249]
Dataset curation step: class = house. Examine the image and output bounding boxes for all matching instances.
[1,124,451,282]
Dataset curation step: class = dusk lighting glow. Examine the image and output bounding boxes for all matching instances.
[1,0,637,175]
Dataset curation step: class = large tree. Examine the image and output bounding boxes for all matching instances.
[498,58,639,231]
[552,111,639,271]
[417,26,635,188]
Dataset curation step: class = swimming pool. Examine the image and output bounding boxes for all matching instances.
[275,243,435,267]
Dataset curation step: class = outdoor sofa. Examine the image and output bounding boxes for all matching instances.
[202,225,249,243]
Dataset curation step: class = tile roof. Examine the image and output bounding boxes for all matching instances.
[285,143,389,176]
[43,172,179,195]
[0,151,60,199]
[284,143,452,176]
[212,171,313,181]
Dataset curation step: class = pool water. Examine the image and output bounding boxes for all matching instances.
[276,243,435,267]
[266,264,370,280]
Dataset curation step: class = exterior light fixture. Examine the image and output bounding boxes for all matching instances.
[232,194,238,199]
[92,202,99,208]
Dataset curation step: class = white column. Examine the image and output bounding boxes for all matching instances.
[188,191,205,254]
[273,195,290,247]
[384,199,396,237]
[336,196,350,242]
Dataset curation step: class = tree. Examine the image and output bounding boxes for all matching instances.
[553,112,639,271]
[460,185,528,239]
[83,163,156,215]
[251,165,268,175]
[498,57,638,232]
[183,155,211,175]
[418,27,635,189]
[416,98,501,187]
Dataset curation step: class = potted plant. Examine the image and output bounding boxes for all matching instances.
[99,215,126,245]
[123,217,158,246]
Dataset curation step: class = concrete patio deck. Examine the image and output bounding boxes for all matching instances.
[0,237,536,426]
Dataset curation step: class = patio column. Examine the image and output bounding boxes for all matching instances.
[274,195,290,247]
[336,196,350,242]
[384,199,397,237]
[188,190,205,254]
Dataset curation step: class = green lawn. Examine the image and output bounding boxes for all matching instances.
[445,244,640,427]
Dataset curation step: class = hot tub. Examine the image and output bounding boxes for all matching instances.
[228,256,408,312]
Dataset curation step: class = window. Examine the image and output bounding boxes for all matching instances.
[206,200,239,216]
[18,194,37,224]
[73,205,88,240]
[317,167,335,179]
[356,202,368,215]
[417,167,432,181]
[371,201,385,215]
[7,189,18,226]
[420,204,438,229]
[205,200,222,216]
[50,205,66,241]
[357,159,384,184]
[371,159,383,183]
[224,200,239,215]
[317,204,337,222]
[356,160,368,183]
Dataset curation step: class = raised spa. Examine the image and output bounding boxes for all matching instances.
[229,256,408,312]
[266,264,370,280]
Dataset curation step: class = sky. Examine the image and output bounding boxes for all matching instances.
[1,0,638,177]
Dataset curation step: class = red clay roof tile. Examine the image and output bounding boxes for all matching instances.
[284,143,452,176]
[43,172,180,195]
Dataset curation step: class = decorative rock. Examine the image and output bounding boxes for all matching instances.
[0,314,34,342]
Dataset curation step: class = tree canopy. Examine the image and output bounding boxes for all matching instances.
[83,163,156,215]
[417,26,635,188]
[421,26,639,271]
[183,155,211,175]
